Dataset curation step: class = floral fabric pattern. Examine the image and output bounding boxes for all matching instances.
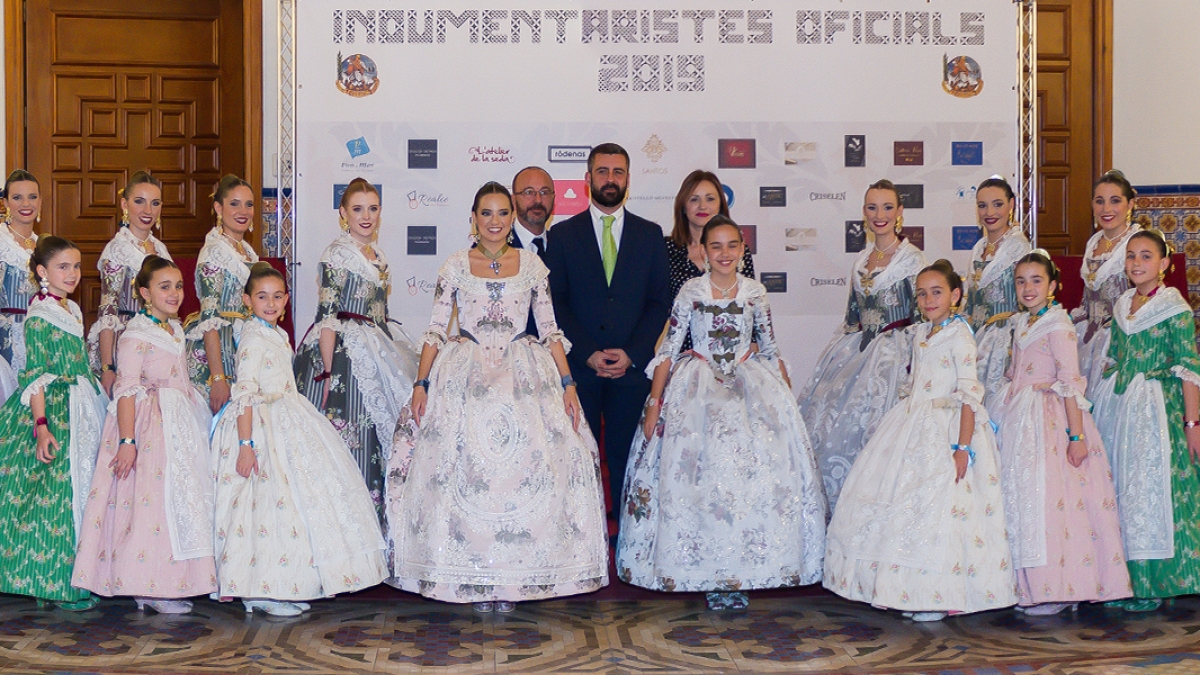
[386,249,608,603]
[617,275,826,592]
[85,228,171,370]
[184,228,256,392]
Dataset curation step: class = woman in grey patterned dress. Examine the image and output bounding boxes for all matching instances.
[294,178,417,516]
[0,170,41,399]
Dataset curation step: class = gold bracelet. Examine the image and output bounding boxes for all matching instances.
[208,373,229,386]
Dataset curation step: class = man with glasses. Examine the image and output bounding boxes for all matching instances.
[511,166,555,257]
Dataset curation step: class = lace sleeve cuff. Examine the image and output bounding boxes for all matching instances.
[538,331,571,353]
[186,316,230,340]
[946,385,988,417]
[1172,365,1200,389]
[1049,380,1093,413]
[86,315,123,340]
[421,329,448,348]
[1069,306,1086,322]
[107,385,149,413]
[20,374,59,406]
[302,316,344,345]
[644,353,674,379]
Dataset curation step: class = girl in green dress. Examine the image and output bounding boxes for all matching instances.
[0,236,107,609]
[1091,228,1200,611]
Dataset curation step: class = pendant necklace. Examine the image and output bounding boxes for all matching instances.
[138,308,176,336]
[6,222,35,251]
[920,314,957,348]
[479,243,510,275]
[1128,284,1160,321]
[710,275,738,299]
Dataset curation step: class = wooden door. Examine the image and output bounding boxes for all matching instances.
[20,0,249,326]
[1035,0,1112,254]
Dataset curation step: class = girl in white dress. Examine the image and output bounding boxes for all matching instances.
[387,182,608,614]
[1074,170,1140,398]
[825,260,1016,622]
[964,176,1030,404]
[800,180,926,510]
[211,264,386,617]
[618,216,826,611]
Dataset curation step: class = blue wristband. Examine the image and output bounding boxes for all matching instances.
[950,443,976,466]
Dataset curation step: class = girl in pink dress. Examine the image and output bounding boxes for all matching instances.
[73,256,217,612]
[991,251,1131,614]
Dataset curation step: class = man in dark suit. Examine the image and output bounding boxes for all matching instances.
[545,143,670,526]
[510,166,554,257]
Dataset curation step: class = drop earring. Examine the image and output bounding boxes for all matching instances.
[39,276,48,296]
[507,229,514,245]
[895,215,905,234]
[121,209,130,227]
[216,213,223,228]
[155,217,162,231]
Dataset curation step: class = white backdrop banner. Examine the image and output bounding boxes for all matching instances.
[294,1,1018,379]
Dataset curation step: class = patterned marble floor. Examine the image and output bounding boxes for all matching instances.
[0,591,1198,674]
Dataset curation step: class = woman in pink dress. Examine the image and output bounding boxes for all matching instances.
[73,256,216,613]
[991,251,1132,614]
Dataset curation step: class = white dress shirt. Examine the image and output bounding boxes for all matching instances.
[588,203,625,255]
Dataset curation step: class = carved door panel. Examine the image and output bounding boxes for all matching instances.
[1035,0,1112,254]
[24,0,245,326]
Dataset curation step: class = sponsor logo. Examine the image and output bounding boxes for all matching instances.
[811,277,847,287]
[810,191,846,201]
[784,228,818,252]
[336,52,379,97]
[548,145,591,163]
[760,187,786,208]
[407,190,449,210]
[894,141,924,166]
[943,54,983,98]
[845,220,866,253]
[718,139,756,169]
[760,272,787,293]
[346,136,370,159]
[952,141,984,166]
[469,145,514,164]
[641,134,667,163]
[785,142,817,165]
[553,180,589,215]
[722,184,736,208]
[895,184,925,209]
[407,226,438,256]
[844,135,866,168]
[953,226,983,251]
[901,226,926,250]
[333,183,383,209]
[740,224,757,255]
[408,139,438,169]
[406,276,437,296]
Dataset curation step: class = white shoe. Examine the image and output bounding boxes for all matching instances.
[1023,602,1077,616]
[911,612,947,622]
[496,601,516,613]
[900,612,914,618]
[243,600,303,617]
[292,602,312,611]
[135,598,193,614]
[473,602,494,613]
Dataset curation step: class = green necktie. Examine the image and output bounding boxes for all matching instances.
[601,215,617,285]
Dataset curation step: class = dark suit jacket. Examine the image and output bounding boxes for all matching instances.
[545,209,671,380]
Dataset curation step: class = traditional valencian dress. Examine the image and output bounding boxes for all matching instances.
[0,228,36,400]
[800,240,925,509]
[991,305,1131,606]
[964,227,1030,404]
[824,317,1016,614]
[86,227,172,370]
[211,318,386,600]
[387,249,608,603]
[1090,286,1200,599]
[73,313,216,599]
[185,228,258,393]
[294,234,416,513]
[1074,227,1138,398]
[0,295,107,603]
[617,275,826,592]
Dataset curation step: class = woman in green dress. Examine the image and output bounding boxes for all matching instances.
[1091,228,1200,611]
[0,236,107,609]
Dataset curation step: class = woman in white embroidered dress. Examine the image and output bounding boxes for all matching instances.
[211,264,386,617]
[618,216,826,611]
[73,257,216,613]
[964,176,1030,404]
[824,260,1015,622]
[387,182,608,613]
[1074,170,1140,398]
[800,179,926,510]
[0,170,41,400]
[294,178,416,514]
[185,174,259,414]
[88,171,172,396]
